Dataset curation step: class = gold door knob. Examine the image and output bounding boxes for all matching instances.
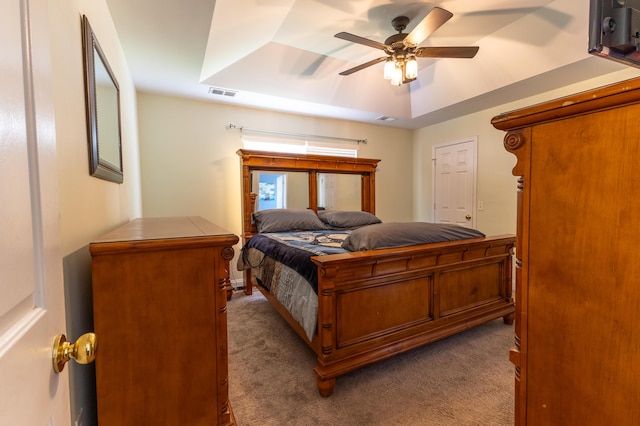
[52,333,97,373]
[465,214,472,220]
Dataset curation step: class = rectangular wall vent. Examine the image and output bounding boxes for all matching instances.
[208,87,238,97]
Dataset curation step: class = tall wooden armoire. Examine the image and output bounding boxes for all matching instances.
[492,78,640,425]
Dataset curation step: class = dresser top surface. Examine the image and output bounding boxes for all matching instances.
[91,216,237,244]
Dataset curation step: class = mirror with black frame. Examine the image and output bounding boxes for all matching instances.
[82,15,123,183]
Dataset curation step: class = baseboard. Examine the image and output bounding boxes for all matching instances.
[230,278,244,291]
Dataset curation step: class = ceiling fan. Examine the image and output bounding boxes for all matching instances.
[335,7,479,86]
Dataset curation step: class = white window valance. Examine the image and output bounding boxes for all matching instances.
[230,125,363,158]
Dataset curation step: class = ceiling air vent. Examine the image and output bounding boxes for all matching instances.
[375,115,396,122]
[208,87,238,97]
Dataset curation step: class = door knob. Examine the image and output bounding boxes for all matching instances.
[52,333,97,373]
[465,214,472,220]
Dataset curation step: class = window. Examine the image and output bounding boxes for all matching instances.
[242,135,358,158]
[243,135,360,211]
[256,172,287,210]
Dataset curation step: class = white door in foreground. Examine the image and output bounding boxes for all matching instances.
[0,0,70,423]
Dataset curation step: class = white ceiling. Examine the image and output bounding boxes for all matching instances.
[105,0,630,129]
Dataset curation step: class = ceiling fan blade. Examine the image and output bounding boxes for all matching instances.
[335,32,388,51]
[403,7,453,47]
[339,57,387,76]
[414,46,479,58]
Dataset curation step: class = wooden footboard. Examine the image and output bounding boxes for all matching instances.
[310,235,515,396]
[245,235,515,396]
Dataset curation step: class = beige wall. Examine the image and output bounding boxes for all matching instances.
[52,1,141,255]
[413,67,640,237]
[136,92,415,271]
[48,0,141,424]
[138,65,640,260]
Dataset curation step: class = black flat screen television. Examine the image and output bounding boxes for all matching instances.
[589,0,640,67]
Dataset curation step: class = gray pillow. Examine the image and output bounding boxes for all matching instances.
[342,222,485,251]
[318,210,381,229]
[252,209,327,233]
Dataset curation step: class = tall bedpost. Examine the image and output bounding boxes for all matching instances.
[314,264,337,397]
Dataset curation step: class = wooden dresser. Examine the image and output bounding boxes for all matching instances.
[492,79,640,425]
[90,217,238,425]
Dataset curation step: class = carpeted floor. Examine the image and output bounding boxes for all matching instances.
[227,291,515,426]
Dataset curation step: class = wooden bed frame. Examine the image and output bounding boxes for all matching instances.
[237,149,515,396]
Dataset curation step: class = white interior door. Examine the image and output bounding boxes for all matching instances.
[0,0,70,424]
[433,138,477,228]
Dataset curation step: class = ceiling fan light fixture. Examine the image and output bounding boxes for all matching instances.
[383,59,395,79]
[405,57,418,80]
[335,7,477,86]
[390,66,403,86]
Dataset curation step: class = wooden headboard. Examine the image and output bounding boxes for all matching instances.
[237,149,381,241]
